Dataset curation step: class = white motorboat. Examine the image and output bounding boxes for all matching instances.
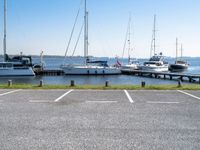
[61,0,121,75]
[139,54,169,72]
[0,0,35,76]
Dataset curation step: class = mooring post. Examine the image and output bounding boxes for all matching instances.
[105,81,109,87]
[39,80,43,87]
[178,80,182,87]
[8,80,12,87]
[141,81,146,88]
[70,80,75,87]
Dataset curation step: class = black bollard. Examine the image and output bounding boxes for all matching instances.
[105,81,109,87]
[39,80,43,87]
[178,80,182,87]
[141,81,146,88]
[8,80,12,87]
[70,80,75,87]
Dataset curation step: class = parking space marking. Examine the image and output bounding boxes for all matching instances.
[54,89,74,102]
[85,101,117,103]
[0,89,22,96]
[29,100,53,103]
[177,90,200,100]
[147,101,180,104]
[124,90,134,103]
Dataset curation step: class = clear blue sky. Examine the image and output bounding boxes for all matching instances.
[0,0,200,58]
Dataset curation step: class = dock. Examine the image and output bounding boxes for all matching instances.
[35,69,65,76]
[121,69,200,84]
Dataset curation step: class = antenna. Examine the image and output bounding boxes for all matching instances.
[3,0,7,62]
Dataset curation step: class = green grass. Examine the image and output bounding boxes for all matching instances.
[0,84,200,90]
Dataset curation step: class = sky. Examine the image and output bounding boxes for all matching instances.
[0,0,200,58]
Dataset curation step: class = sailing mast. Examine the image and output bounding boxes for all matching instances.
[3,0,7,62]
[150,15,156,57]
[176,38,178,62]
[127,14,131,64]
[84,0,89,64]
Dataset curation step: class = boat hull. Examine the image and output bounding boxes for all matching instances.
[0,67,35,76]
[61,65,121,75]
[169,64,188,72]
[139,65,169,72]
[120,64,139,71]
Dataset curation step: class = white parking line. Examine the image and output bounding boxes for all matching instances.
[29,100,53,103]
[124,90,134,103]
[177,90,200,100]
[147,101,180,104]
[0,89,22,96]
[86,101,117,103]
[54,89,74,102]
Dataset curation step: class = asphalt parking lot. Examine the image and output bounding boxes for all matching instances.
[0,89,200,150]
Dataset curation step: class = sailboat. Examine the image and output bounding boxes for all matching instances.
[0,0,35,76]
[120,14,139,71]
[61,0,121,75]
[169,38,188,72]
[139,15,169,72]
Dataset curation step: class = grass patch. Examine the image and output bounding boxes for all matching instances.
[0,84,200,90]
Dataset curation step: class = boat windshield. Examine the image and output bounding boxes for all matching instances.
[149,55,165,61]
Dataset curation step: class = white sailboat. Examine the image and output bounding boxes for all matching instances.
[139,15,169,72]
[0,0,35,76]
[61,0,121,75]
[121,14,139,71]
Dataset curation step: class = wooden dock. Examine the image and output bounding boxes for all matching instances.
[35,69,65,76]
[121,69,200,84]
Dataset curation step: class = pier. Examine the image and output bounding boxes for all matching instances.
[121,69,200,84]
[35,69,64,76]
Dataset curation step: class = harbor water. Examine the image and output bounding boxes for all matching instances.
[0,56,199,85]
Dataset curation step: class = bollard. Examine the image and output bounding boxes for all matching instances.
[178,80,182,87]
[39,80,43,87]
[141,81,146,88]
[105,81,109,87]
[70,80,75,87]
[8,80,12,87]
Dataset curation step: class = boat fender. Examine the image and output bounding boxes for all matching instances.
[95,70,97,74]
[87,70,90,74]
[103,70,105,74]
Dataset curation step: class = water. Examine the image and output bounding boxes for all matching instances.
[0,56,199,85]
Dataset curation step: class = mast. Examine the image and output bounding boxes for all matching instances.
[84,0,89,64]
[3,0,7,62]
[181,44,183,59]
[176,38,178,62]
[127,14,131,64]
[150,15,156,57]
[153,15,156,56]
